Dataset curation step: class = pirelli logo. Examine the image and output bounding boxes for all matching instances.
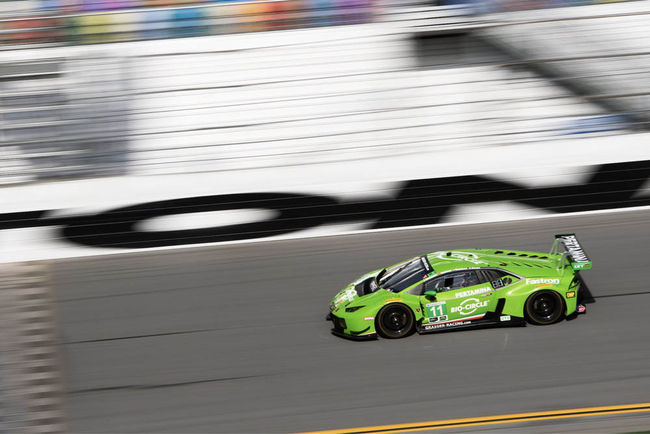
[558,234,590,262]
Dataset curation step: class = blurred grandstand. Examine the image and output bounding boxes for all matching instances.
[0,0,376,45]
[0,0,647,184]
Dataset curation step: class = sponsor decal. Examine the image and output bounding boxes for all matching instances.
[560,235,589,262]
[491,279,504,289]
[424,320,471,330]
[566,291,576,298]
[500,315,511,322]
[577,304,586,313]
[335,288,357,305]
[385,298,403,303]
[525,278,560,285]
[455,287,492,298]
[363,316,375,321]
[425,301,447,318]
[451,298,488,315]
[427,315,448,323]
[434,251,487,265]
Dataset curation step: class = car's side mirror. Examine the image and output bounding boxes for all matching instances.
[424,290,437,298]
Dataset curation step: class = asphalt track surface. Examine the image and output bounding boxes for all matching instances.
[52,210,650,433]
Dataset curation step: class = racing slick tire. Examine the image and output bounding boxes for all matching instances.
[376,304,414,339]
[525,290,564,325]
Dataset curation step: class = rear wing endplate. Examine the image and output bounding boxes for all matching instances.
[550,233,592,271]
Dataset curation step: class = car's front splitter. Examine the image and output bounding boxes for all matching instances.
[330,314,377,340]
[331,329,377,340]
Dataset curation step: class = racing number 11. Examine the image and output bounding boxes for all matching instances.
[427,302,446,317]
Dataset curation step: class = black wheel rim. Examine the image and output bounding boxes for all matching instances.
[532,294,557,321]
[382,307,408,333]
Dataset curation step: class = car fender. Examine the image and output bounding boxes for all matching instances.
[374,301,419,332]
[335,291,420,335]
[501,285,573,316]
[366,292,422,323]
[379,299,422,321]
[499,282,552,316]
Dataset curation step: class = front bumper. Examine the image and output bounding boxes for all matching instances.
[330,314,377,340]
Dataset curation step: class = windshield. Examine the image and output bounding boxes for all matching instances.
[378,257,431,292]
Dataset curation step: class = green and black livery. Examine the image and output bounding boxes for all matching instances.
[328,233,593,340]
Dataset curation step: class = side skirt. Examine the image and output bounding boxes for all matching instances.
[417,298,526,335]
[417,315,526,335]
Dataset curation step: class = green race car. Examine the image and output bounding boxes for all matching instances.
[328,233,593,340]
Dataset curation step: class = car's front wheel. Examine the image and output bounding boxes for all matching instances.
[525,290,564,325]
[376,304,414,338]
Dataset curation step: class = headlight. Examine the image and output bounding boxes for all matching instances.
[345,306,364,313]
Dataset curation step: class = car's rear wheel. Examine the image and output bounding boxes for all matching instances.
[376,304,414,339]
[525,290,564,325]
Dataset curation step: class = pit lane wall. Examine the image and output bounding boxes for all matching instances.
[3,135,650,262]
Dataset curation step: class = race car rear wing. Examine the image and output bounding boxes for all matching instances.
[550,233,592,271]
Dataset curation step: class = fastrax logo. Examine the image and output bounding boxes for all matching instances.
[2,160,650,249]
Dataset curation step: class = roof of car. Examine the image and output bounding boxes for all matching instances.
[425,249,560,277]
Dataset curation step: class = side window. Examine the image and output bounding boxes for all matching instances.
[480,269,503,283]
[480,269,518,288]
[425,271,480,292]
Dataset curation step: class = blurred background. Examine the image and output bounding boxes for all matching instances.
[2,0,648,183]
[1,0,650,432]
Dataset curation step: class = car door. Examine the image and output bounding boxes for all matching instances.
[420,270,496,324]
